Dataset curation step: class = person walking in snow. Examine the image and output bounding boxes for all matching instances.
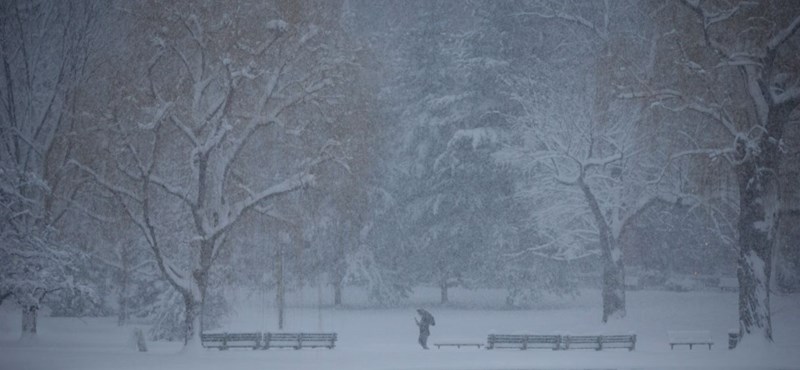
[415,308,435,349]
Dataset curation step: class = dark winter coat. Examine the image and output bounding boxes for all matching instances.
[416,308,435,333]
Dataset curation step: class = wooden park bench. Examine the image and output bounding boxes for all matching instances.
[201,332,337,350]
[562,334,636,351]
[668,330,713,350]
[201,332,262,350]
[264,332,337,350]
[434,342,483,349]
[486,334,561,350]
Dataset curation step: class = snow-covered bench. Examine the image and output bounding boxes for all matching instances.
[434,342,483,349]
[264,332,337,350]
[201,332,262,350]
[486,334,635,351]
[486,334,561,350]
[201,332,337,350]
[562,334,636,351]
[668,330,713,350]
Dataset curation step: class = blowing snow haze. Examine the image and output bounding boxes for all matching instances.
[1,0,799,369]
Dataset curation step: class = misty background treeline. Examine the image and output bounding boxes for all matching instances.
[1,0,799,348]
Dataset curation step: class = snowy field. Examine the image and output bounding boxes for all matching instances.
[1,288,799,370]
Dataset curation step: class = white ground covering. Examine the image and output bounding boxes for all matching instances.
[1,288,799,370]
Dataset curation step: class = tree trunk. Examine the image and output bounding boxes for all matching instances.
[118,242,131,326]
[277,282,285,330]
[181,296,203,353]
[21,305,38,339]
[333,232,347,307]
[578,178,626,322]
[732,102,791,345]
[276,242,285,330]
[118,266,129,326]
[183,295,198,345]
[735,160,778,344]
[440,280,449,304]
[118,291,128,326]
[601,246,626,323]
[333,279,342,307]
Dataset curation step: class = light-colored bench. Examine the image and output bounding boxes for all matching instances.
[668,330,713,350]
[201,332,337,350]
[264,332,337,349]
[486,334,561,350]
[562,334,636,351]
[434,342,483,349]
[486,334,636,351]
[201,332,262,350]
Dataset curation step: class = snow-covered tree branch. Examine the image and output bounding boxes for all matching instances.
[623,0,800,345]
[83,1,353,349]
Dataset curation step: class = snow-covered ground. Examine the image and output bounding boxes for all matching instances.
[1,288,799,370]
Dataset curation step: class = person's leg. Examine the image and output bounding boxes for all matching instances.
[421,333,429,349]
[418,332,425,348]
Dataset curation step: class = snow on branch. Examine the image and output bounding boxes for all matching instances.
[676,0,755,58]
[702,2,757,28]
[147,174,194,208]
[772,86,800,106]
[766,14,800,54]
[266,19,288,33]
[69,160,141,203]
[513,4,607,41]
[620,88,739,138]
[584,152,622,169]
[670,147,736,163]
[67,159,194,294]
[448,127,499,150]
[714,52,762,68]
[168,116,199,146]
[210,172,315,238]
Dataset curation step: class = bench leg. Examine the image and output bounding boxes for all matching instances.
[708,344,712,350]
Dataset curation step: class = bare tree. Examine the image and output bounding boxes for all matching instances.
[503,0,679,322]
[623,0,800,344]
[80,1,348,350]
[0,0,102,340]
[498,74,687,321]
